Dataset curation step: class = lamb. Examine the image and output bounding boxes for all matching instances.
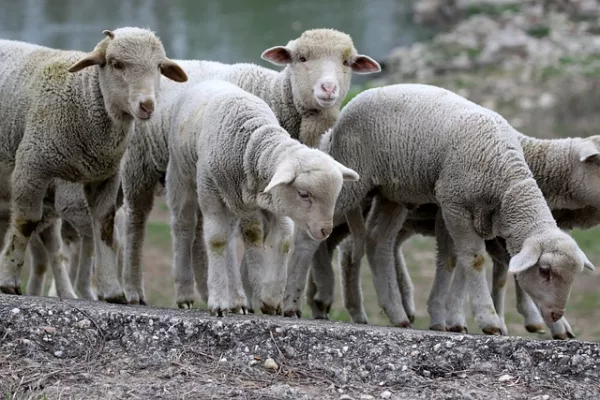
[118,28,380,307]
[307,135,600,339]
[166,79,359,314]
[282,83,592,335]
[0,27,188,302]
[332,133,600,339]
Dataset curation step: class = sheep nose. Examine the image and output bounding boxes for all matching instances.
[321,82,337,94]
[551,310,564,322]
[320,226,332,238]
[139,98,154,115]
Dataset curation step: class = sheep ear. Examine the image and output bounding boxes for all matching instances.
[264,162,296,193]
[67,50,106,73]
[350,55,381,74]
[261,46,293,65]
[103,30,115,39]
[576,247,595,271]
[508,240,542,274]
[160,59,188,82]
[578,141,600,162]
[334,161,359,182]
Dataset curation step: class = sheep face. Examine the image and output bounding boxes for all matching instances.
[508,232,593,325]
[261,29,380,110]
[67,27,187,121]
[263,149,359,241]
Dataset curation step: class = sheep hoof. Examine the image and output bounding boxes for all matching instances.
[552,333,570,340]
[567,331,576,339]
[209,307,225,317]
[408,314,416,324]
[104,293,128,304]
[177,301,194,309]
[283,309,302,318]
[247,308,256,314]
[0,284,22,295]
[393,321,412,329]
[260,302,281,315]
[429,324,447,332]
[448,325,468,334]
[525,324,546,334]
[482,326,501,335]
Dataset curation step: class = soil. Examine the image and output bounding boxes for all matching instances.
[1,294,599,400]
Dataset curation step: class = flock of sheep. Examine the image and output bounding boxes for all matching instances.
[0,25,596,341]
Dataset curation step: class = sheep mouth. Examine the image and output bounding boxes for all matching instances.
[315,96,337,108]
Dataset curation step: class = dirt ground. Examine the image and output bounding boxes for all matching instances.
[1,294,600,400]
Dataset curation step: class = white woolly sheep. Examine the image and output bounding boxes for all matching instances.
[118,28,380,307]
[0,27,188,302]
[318,137,600,340]
[165,79,359,315]
[282,83,593,334]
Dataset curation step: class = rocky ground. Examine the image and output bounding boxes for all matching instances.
[1,294,600,400]
[374,0,600,139]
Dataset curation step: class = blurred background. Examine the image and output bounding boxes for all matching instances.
[4,0,600,342]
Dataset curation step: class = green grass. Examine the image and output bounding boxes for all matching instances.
[465,3,521,17]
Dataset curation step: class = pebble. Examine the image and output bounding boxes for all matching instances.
[263,357,278,370]
[380,391,392,399]
[11,308,20,314]
[360,395,375,400]
[498,374,513,382]
[53,350,63,358]
[43,326,57,334]
[76,319,91,329]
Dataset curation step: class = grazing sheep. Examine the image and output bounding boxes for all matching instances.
[283,83,592,334]
[119,28,380,307]
[0,27,188,302]
[166,79,359,314]
[317,135,600,339]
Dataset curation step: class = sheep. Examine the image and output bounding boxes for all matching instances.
[165,79,359,314]
[118,28,381,307]
[334,134,600,339]
[0,27,188,302]
[309,135,600,339]
[282,83,593,334]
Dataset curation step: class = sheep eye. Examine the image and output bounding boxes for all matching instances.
[298,190,310,199]
[343,60,350,67]
[299,56,307,63]
[539,267,552,280]
[112,61,124,70]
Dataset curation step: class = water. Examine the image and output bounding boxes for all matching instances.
[0,0,435,83]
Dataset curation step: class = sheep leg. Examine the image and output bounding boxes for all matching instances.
[60,219,81,283]
[0,167,51,295]
[192,209,209,305]
[26,233,49,296]
[39,220,77,299]
[484,238,512,336]
[339,238,368,323]
[309,222,354,320]
[441,206,502,335]
[339,207,368,324]
[166,161,198,309]
[241,214,291,314]
[240,256,255,313]
[428,209,459,331]
[306,243,334,319]
[84,175,126,304]
[365,197,410,327]
[283,226,322,317]
[121,148,162,305]
[74,234,96,300]
[200,190,247,315]
[394,230,416,324]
